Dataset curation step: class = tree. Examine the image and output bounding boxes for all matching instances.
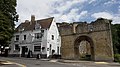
[112,24,120,54]
[0,0,18,47]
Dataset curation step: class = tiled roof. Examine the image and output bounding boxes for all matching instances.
[15,17,54,32]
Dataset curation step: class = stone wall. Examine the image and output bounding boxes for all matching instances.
[58,18,114,61]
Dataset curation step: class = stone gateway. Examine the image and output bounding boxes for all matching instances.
[58,18,114,61]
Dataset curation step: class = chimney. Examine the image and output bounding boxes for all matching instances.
[31,15,35,24]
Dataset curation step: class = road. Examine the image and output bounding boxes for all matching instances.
[0,57,120,67]
[0,57,78,67]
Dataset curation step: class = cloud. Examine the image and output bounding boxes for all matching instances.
[113,16,120,24]
[53,8,80,22]
[16,0,120,26]
[104,0,117,5]
[53,9,88,22]
[89,0,96,4]
[51,0,88,22]
[52,0,87,14]
[17,0,54,21]
[79,11,88,17]
[119,6,120,12]
[91,12,113,19]
[91,12,120,24]
[16,0,88,24]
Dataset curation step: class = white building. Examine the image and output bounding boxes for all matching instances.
[9,15,61,58]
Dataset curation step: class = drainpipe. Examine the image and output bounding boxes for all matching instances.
[19,46,22,57]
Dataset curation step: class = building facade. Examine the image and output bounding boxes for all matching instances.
[9,15,61,58]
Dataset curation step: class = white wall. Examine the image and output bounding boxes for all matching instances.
[47,19,61,57]
[10,19,61,58]
[10,31,33,54]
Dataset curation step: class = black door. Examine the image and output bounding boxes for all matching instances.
[21,46,26,57]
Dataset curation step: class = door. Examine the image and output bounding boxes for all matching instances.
[21,46,26,57]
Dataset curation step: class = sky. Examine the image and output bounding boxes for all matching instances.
[16,0,120,27]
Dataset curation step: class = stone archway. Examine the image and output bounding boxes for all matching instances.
[74,36,94,60]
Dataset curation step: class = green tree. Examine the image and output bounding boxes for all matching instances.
[112,24,120,54]
[0,0,18,47]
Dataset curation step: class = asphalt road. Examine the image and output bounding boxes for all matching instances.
[0,57,120,67]
[0,57,78,67]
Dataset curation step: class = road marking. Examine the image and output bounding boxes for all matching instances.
[7,61,26,67]
[49,60,58,62]
[1,61,13,64]
[94,62,109,64]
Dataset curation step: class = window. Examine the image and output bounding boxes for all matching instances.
[52,35,54,40]
[35,33,42,39]
[35,22,41,30]
[34,46,41,52]
[50,44,52,51]
[49,44,52,53]
[24,35,26,40]
[16,35,19,41]
[14,44,20,51]
[41,30,44,33]
[42,47,45,52]
[21,46,28,52]
[57,47,59,54]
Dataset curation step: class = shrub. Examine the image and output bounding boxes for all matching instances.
[114,54,120,63]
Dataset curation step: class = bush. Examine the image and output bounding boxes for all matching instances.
[114,54,120,63]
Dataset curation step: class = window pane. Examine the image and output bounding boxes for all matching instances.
[16,35,19,41]
[24,35,26,40]
[15,44,20,51]
[41,30,44,33]
[35,33,42,39]
[52,35,54,40]
[34,46,41,52]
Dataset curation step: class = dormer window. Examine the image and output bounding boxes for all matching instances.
[35,33,42,39]
[35,21,41,30]
[41,30,44,33]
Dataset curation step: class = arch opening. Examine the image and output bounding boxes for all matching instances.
[74,36,94,60]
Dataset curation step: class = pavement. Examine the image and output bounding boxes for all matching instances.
[49,59,120,67]
[0,57,120,67]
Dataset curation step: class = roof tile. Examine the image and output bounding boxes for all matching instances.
[15,17,54,32]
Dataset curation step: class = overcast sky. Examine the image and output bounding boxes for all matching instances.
[16,0,120,27]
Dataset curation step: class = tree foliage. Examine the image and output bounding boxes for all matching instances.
[112,24,120,54]
[0,0,18,46]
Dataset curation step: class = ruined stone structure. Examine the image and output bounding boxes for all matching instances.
[58,18,114,61]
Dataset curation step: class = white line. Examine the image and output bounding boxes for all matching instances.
[7,61,26,67]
